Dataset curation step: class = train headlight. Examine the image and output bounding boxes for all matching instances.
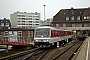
[35,40,38,42]
[47,40,49,41]
[43,40,49,42]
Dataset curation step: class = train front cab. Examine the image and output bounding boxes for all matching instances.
[76,30,88,40]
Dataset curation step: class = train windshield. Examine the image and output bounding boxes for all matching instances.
[35,28,50,37]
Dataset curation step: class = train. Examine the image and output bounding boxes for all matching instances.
[76,30,88,40]
[34,26,74,48]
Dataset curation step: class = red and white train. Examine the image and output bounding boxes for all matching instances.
[34,26,74,48]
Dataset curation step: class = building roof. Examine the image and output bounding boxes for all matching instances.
[53,7,89,22]
[0,28,34,31]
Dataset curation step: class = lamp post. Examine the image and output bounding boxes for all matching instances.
[43,5,46,25]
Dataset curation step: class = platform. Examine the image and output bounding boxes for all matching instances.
[73,37,90,60]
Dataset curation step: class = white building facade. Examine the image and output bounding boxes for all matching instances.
[10,11,40,28]
[44,18,53,26]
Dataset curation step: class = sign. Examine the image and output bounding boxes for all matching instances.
[8,31,18,42]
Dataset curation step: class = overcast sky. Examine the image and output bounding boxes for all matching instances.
[0,0,90,20]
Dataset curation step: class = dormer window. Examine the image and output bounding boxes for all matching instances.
[77,16,80,20]
[71,16,74,20]
[66,16,69,20]
[84,16,86,19]
[87,16,90,19]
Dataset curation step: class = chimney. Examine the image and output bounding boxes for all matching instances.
[71,7,74,14]
[71,7,73,10]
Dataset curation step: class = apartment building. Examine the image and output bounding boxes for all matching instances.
[10,11,40,28]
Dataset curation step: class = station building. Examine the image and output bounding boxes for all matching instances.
[50,7,90,35]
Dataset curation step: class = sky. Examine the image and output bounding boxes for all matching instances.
[0,0,90,20]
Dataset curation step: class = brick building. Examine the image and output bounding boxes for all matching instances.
[51,7,90,30]
[0,28,34,46]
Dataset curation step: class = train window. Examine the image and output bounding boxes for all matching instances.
[58,31,60,37]
[55,30,58,37]
[35,28,50,37]
[54,30,56,37]
[65,31,68,36]
[51,30,54,37]
[59,31,61,37]
[60,31,63,36]
[68,31,72,35]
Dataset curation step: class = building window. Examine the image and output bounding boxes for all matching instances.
[87,16,90,19]
[4,31,8,37]
[63,23,66,27]
[22,18,25,20]
[71,16,74,20]
[29,18,32,20]
[84,16,86,19]
[56,24,59,27]
[72,23,75,27]
[84,23,89,27]
[5,23,9,26]
[36,21,39,23]
[1,23,4,26]
[1,21,2,22]
[66,16,69,20]
[77,16,80,20]
[28,31,30,37]
[18,31,22,37]
[25,18,28,20]
[22,15,25,17]
[36,19,39,20]
[31,31,33,37]
[75,23,78,27]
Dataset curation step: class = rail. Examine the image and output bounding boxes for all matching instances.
[51,41,83,60]
[0,48,39,60]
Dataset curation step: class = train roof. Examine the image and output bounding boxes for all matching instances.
[36,26,59,29]
[35,26,72,31]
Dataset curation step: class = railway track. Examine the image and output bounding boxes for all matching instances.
[0,47,34,58]
[0,48,39,60]
[51,41,83,60]
[26,47,57,60]
[0,39,83,60]
[26,39,82,60]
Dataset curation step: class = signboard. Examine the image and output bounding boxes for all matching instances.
[8,31,18,42]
